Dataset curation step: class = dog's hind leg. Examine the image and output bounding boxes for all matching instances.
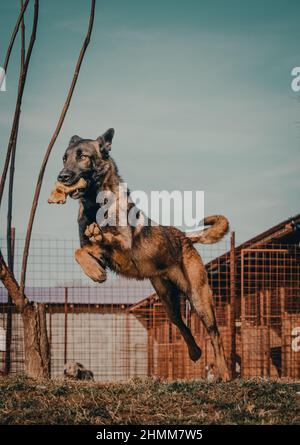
[182,243,230,381]
[150,276,202,362]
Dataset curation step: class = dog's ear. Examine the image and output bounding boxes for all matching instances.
[97,128,115,158]
[69,135,82,146]
[100,128,115,144]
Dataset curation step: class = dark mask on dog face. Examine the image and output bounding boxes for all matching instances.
[57,128,115,199]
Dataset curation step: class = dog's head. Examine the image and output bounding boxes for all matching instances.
[64,361,81,378]
[63,361,93,380]
[57,128,115,199]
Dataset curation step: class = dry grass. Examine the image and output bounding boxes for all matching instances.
[0,376,299,425]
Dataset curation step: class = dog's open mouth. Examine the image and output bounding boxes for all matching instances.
[69,187,86,199]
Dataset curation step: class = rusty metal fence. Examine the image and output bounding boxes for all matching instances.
[240,246,300,378]
[0,234,299,380]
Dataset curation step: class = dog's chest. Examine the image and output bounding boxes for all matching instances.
[106,249,143,279]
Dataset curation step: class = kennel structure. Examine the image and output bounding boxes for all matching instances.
[129,214,300,379]
[0,280,154,380]
[0,214,300,380]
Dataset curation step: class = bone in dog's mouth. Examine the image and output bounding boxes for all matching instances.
[48,177,88,204]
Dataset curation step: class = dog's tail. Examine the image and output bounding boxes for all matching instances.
[185,215,229,244]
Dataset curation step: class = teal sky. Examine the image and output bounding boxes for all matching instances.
[0,0,299,245]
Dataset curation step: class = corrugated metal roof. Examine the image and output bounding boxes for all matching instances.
[0,277,154,305]
[206,213,300,271]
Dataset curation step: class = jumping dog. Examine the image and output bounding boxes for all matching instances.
[56,128,230,380]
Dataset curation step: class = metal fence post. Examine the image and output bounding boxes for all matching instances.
[49,304,52,378]
[4,226,15,374]
[230,231,236,379]
[64,287,68,364]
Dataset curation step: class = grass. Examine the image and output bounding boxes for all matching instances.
[0,376,299,425]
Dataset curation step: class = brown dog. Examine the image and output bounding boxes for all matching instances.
[56,129,230,380]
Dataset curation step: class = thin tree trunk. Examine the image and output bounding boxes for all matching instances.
[0,251,25,313]
[0,0,96,379]
[5,1,26,375]
[22,303,50,378]
[0,0,49,379]
[0,248,50,378]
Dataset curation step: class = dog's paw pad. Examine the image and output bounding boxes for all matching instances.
[85,223,102,242]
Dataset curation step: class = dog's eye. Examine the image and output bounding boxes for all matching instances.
[63,156,67,163]
[79,154,87,160]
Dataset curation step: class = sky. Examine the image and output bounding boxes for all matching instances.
[0,0,299,248]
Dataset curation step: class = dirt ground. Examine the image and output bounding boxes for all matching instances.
[0,376,299,425]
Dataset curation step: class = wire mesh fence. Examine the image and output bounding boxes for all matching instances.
[0,234,299,380]
[240,246,300,378]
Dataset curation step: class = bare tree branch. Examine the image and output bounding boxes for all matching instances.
[20,0,96,293]
[0,0,96,379]
[0,0,39,207]
[0,0,38,373]
[2,0,30,74]
[20,0,26,71]
[7,0,27,270]
[0,1,46,379]
[0,250,26,312]
[4,0,27,375]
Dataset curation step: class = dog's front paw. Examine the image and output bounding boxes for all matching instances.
[75,248,107,283]
[89,264,107,283]
[85,222,102,243]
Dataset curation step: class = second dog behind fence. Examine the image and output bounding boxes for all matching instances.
[64,362,94,381]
